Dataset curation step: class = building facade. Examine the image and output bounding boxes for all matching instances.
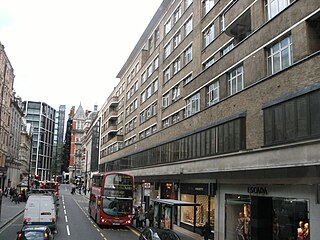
[6,95,24,188]
[19,119,32,185]
[0,42,15,189]
[23,101,56,180]
[98,0,320,239]
[53,105,66,176]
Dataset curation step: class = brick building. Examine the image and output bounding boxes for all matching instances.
[98,0,320,239]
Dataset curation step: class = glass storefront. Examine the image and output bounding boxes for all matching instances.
[225,194,309,240]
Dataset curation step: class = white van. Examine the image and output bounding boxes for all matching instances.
[23,194,57,231]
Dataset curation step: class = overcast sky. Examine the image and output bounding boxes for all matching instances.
[0,0,162,112]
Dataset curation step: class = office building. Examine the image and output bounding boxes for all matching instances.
[23,101,56,180]
[99,0,320,239]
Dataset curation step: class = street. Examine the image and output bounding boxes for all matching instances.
[0,184,140,240]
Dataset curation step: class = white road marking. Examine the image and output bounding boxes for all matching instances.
[65,215,68,222]
[66,225,70,235]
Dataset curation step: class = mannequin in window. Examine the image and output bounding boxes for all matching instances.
[297,221,305,240]
[304,223,309,240]
[236,212,245,240]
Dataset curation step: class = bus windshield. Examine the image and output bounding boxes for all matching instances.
[102,174,133,217]
[102,198,132,217]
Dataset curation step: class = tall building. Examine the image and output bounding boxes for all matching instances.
[69,104,86,179]
[99,0,320,239]
[53,105,66,176]
[19,119,32,185]
[83,105,99,189]
[0,42,15,189]
[23,101,56,180]
[7,95,24,187]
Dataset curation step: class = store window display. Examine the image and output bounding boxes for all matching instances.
[225,194,309,240]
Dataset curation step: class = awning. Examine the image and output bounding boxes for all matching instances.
[152,199,200,206]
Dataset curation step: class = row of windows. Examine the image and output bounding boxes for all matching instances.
[140,102,157,124]
[164,17,193,60]
[104,86,320,172]
[102,117,245,171]
[141,79,158,104]
[164,45,192,84]
[139,124,157,140]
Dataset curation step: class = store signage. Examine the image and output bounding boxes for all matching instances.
[247,186,268,195]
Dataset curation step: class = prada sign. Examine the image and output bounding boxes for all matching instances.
[247,186,268,195]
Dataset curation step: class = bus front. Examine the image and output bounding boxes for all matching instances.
[100,173,133,226]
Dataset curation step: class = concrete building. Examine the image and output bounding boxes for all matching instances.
[23,101,56,180]
[0,42,15,189]
[98,0,320,239]
[19,119,32,185]
[6,95,24,188]
[82,104,99,190]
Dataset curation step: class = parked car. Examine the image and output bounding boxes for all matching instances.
[17,225,54,240]
[139,227,181,240]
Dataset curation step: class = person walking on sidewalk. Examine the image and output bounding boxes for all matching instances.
[202,221,211,240]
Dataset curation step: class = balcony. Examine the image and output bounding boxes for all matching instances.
[225,9,252,43]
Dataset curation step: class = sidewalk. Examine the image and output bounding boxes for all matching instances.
[0,195,26,229]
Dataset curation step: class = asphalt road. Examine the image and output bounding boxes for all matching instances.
[0,184,140,240]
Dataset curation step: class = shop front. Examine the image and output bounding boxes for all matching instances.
[219,184,320,240]
[180,183,216,235]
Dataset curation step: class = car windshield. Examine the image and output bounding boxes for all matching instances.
[24,231,46,240]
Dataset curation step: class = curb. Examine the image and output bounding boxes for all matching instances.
[0,208,24,230]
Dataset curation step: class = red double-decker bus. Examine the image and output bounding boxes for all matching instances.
[88,172,134,226]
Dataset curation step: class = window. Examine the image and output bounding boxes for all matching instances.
[184,46,193,64]
[172,84,181,101]
[219,14,225,32]
[208,81,219,105]
[185,18,193,36]
[172,113,180,124]
[154,57,159,70]
[174,6,182,24]
[149,37,153,51]
[264,89,320,145]
[154,79,158,92]
[164,43,172,59]
[164,68,171,84]
[140,111,146,123]
[162,118,170,128]
[165,20,172,35]
[173,57,181,74]
[147,64,153,77]
[203,0,215,16]
[162,93,170,108]
[173,32,181,49]
[203,24,214,48]
[155,28,160,41]
[222,42,234,55]
[184,74,193,85]
[141,71,147,84]
[141,91,146,103]
[185,93,200,117]
[267,35,292,75]
[146,85,152,98]
[266,0,292,20]
[228,65,244,95]
[203,56,215,70]
[185,0,193,9]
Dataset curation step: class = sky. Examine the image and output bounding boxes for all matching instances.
[0,0,162,112]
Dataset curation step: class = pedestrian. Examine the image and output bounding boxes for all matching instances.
[138,206,145,229]
[148,205,154,227]
[202,221,211,240]
[133,207,139,227]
